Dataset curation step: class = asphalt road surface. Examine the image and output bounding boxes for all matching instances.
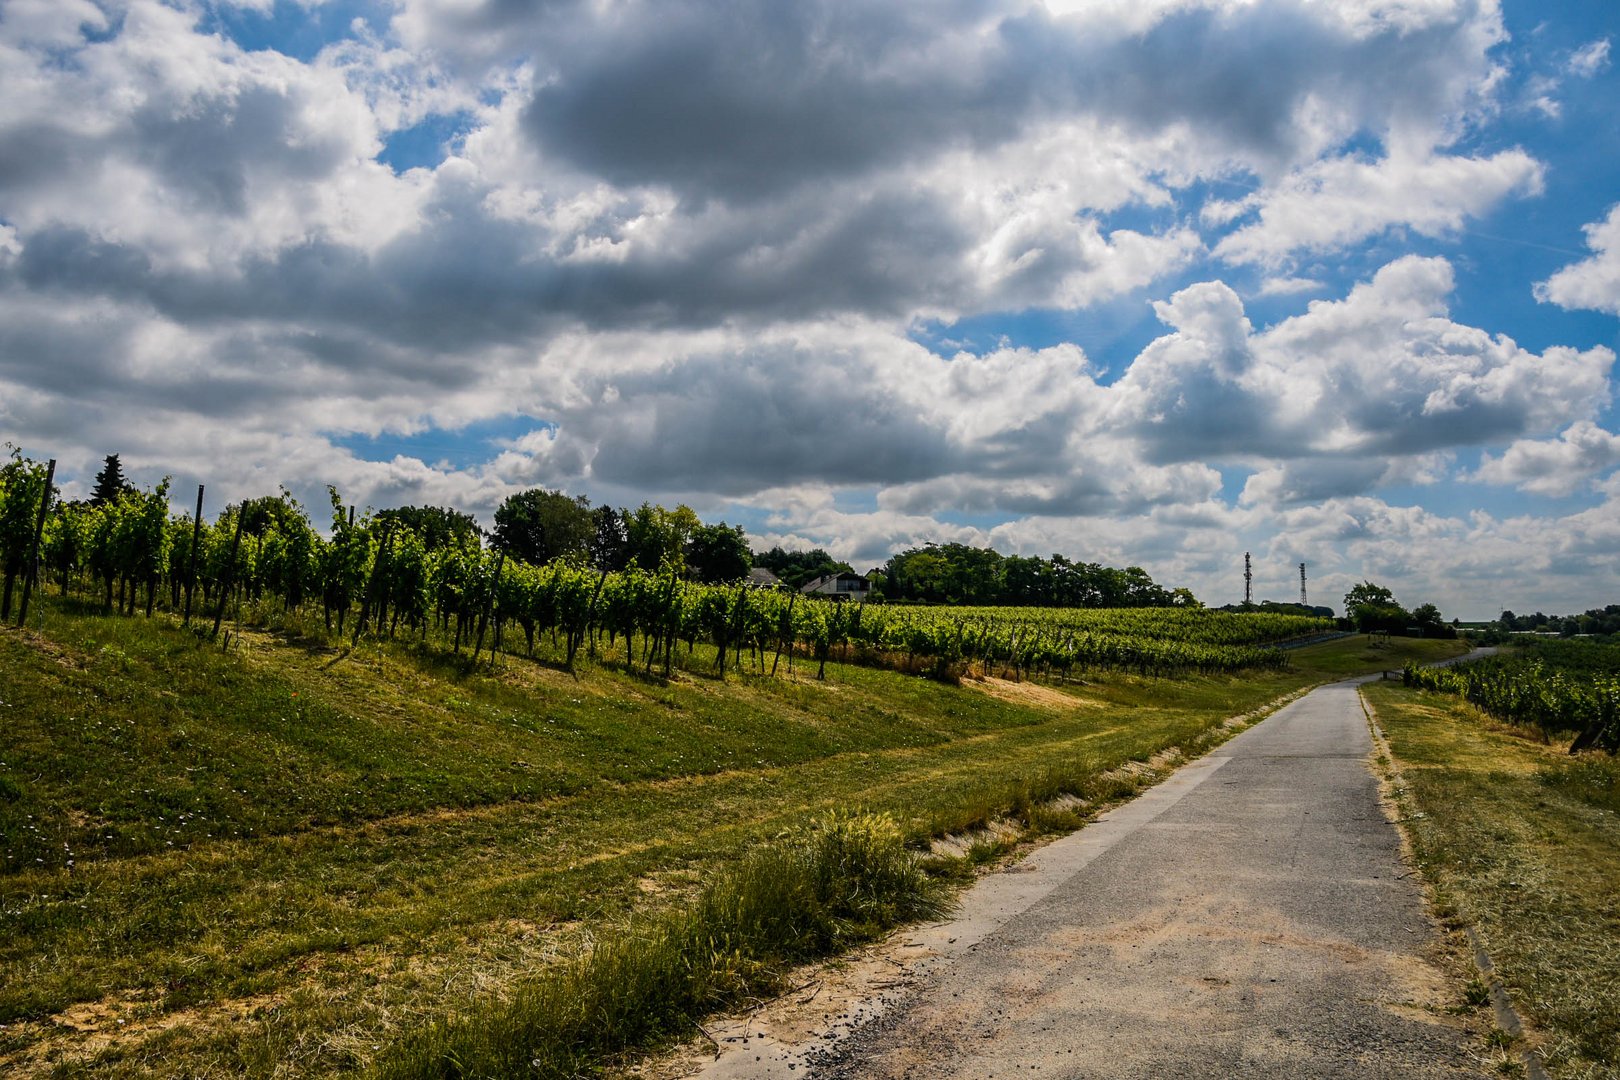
[810,675,1487,1079]
[698,675,1491,1079]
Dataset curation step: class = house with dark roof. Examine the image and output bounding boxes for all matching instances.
[748,567,784,588]
[800,571,871,601]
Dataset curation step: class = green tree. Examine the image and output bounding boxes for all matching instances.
[624,502,699,572]
[89,453,133,507]
[1343,580,1410,634]
[1344,580,1397,614]
[753,546,852,589]
[686,522,752,583]
[493,489,593,566]
[1411,602,1443,628]
[588,504,630,570]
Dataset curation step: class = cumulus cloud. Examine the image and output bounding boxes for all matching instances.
[0,0,1524,355]
[1239,454,1450,508]
[1213,149,1543,266]
[1253,491,1620,617]
[1536,204,1620,316]
[1112,256,1613,468]
[1469,422,1620,496]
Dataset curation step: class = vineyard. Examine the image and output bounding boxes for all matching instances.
[1403,642,1620,753]
[0,453,1330,680]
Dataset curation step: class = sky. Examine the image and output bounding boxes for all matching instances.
[1,0,1617,619]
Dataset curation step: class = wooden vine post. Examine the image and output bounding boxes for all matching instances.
[15,458,55,627]
[182,484,204,626]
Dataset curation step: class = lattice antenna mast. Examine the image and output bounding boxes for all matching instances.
[1244,552,1253,606]
[1299,563,1307,607]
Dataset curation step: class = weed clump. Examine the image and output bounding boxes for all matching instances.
[373,812,946,1080]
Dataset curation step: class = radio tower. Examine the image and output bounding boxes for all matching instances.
[1299,563,1308,607]
[1244,552,1253,606]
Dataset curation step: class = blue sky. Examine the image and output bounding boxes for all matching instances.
[2,0,1618,617]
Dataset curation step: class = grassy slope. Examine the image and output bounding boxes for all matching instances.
[0,604,1457,1077]
[1364,682,1620,1080]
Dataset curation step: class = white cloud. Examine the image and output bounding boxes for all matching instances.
[1469,421,1620,496]
[1567,38,1611,78]
[1535,204,1620,316]
[0,0,424,266]
[1213,149,1544,266]
[0,0,108,48]
[1256,275,1324,296]
[1110,256,1613,469]
[1524,74,1563,119]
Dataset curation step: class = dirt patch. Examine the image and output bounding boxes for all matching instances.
[930,818,1025,858]
[0,988,285,1077]
[0,623,92,670]
[967,676,1100,712]
[632,926,947,1080]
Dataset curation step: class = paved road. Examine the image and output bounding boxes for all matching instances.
[803,675,1488,1079]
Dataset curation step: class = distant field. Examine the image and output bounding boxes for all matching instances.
[0,601,1456,1077]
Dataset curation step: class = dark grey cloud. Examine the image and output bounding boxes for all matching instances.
[515,0,1495,201]
[561,345,962,493]
[127,86,356,216]
[521,1,1015,201]
[879,472,1131,517]
[1241,458,1394,506]
[0,123,98,192]
[9,184,976,351]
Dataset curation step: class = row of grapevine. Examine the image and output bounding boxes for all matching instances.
[1,452,1318,679]
[0,451,54,621]
[945,606,1330,647]
[1403,657,1620,753]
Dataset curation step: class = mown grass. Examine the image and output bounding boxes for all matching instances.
[1288,634,1466,679]
[1364,682,1620,1080]
[0,606,1430,1078]
[373,812,946,1080]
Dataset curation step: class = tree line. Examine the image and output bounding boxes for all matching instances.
[873,543,1198,608]
[1340,580,1455,637]
[1493,605,1620,640]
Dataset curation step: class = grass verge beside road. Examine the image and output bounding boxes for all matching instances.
[1363,682,1620,1080]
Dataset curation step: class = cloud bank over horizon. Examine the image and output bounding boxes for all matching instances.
[2,0,1617,617]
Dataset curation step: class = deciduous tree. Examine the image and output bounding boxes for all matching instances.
[686,522,752,583]
[493,489,593,566]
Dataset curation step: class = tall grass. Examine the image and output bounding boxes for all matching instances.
[372,813,945,1080]
[1368,682,1620,1078]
